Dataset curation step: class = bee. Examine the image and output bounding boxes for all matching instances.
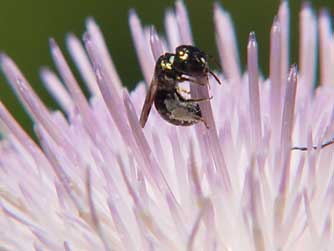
[139,51,212,128]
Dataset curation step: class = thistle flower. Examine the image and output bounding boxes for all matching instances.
[1,1,334,250]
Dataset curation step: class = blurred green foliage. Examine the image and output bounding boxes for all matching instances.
[0,0,332,135]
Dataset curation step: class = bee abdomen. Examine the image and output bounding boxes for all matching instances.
[154,89,202,126]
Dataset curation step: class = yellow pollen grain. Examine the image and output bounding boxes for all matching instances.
[179,53,188,60]
[161,61,168,70]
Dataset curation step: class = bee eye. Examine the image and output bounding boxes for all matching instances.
[179,52,188,61]
[200,57,206,64]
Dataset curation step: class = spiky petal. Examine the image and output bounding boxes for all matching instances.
[1,1,334,251]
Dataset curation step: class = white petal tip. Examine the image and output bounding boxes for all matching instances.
[128,8,137,18]
[86,17,95,25]
[39,66,50,75]
[302,1,312,11]
[279,0,288,8]
[49,38,57,50]
[248,32,257,49]
[320,8,330,18]
[0,53,8,65]
[86,17,99,31]
[289,64,298,81]
[249,31,256,42]
[213,2,220,11]
[128,9,139,24]
[65,33,76,42]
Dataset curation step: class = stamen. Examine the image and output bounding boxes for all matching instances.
[291,138,334,151]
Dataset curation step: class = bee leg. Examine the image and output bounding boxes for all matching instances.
[179,74,207,86]
[176,86,191,94]
[179,74,197,82]
[175,88,212,102]
[198,117,209,129]
[183,96,213,103]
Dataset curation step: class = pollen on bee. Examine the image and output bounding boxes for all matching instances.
[179,53,188,60]
[161,59,173,70]
[160,61,166,68]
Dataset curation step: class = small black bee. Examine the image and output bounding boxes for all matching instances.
[139,52,211,128]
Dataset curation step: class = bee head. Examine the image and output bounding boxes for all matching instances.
[174,45,208,76]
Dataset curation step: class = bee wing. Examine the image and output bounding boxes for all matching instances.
[139,78,158,128]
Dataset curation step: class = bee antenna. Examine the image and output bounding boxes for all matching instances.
[209,70,222,85]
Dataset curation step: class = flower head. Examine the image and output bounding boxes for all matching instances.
[1,1,334,250]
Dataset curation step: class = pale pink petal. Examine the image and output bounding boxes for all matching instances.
[247,32,262,151]
[0,2,334,250]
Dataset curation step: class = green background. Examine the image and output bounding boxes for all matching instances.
[0,0,332,134]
